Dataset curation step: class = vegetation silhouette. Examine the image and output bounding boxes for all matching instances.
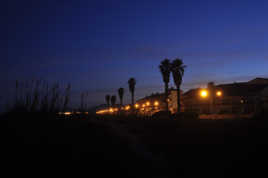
[159,59,172,112]
[105,94,110,107]
[128,78,136,107]
[118,87,124,107]
[111,95,117,107]
[12,79,71,113]
[171,58,186,113]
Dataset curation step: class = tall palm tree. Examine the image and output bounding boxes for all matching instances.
[105,94,110,107]
[111,95,117,106]
[118,88,124,106]
[171,58,186,113]
[128,78,136,106]
[159,59,171,112]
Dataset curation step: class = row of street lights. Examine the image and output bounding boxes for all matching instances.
[96,100,160,115]
[200,89,222,98]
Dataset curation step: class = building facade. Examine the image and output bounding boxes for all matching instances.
[182,78,268,114]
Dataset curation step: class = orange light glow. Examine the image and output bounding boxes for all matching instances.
[64,112,72,115]
[200,90,208,98]
[142,104,146,107]
[154,101,159,106]
[135,104,139,108]
[146,101,150,106]
[96,109,109,114]
[216,91,222,97]
[125,105,130,110]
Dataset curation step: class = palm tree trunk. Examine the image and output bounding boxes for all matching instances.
[131,92,134,106]
[177,87,181,113]
[120,98,123,106]
[165,83,169,112]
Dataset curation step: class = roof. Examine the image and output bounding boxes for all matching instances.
[216,83,268,96]
[136,93,165,103]
[183,78,268,97]
[248,78,268,84]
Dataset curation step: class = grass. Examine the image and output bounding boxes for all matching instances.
[1,112,268,177]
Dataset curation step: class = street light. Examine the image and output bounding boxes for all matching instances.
[154,101,159,106]
[125,105,130,110]
[135,104,139,109]
[200,89,208,98]
[216,91,222,97]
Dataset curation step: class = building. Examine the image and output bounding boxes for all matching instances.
[183,78,268,114]
[135,93,165,116]
[135,89,183,115]
[97,78,268,116]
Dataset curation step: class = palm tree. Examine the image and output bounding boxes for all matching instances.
[171,58,186,113]
[159,59,171,112]
[118,88,124,106]
[111,95,117,106]
[105,94,110,107]
[128,78,136,106]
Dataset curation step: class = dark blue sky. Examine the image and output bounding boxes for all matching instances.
[3,0,268,108]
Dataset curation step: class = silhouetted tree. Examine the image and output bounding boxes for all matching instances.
[128,78,136,106]
[159,59,171,112]
[111,95,117,106]
[30,80,41,112]
[80,92,85,111]
[63,83,71,111]
[40,81,49,112]
[118,88,124,106]
[171,58,186,113]
[105,94,110,107]
[49,83,60,112]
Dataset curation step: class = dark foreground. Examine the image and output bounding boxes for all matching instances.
[1,113,268,178]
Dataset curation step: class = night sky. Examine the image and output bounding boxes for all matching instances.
[3,0,268,109]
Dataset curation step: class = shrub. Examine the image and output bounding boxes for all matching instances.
[152,111,171,119]
[172,111,198,120]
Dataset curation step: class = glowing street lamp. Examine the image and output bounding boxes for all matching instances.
[135,104,139,109]
[146,101,150,106]
[125,105,130,110]
[200,89,208,98]
[216,91,222,97]
[154,101,159,106]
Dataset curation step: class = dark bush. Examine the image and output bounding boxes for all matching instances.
[152,111,171,119]
[252,109,268,120]
[172,111,199,120]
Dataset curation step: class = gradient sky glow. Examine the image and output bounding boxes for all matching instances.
[3,0,268,108]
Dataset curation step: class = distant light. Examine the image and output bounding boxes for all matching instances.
[154,101,159,106]
[64,112,72,115]
[109,108,114,113]
[125,105,130,110]
[135,104,139,108]
[146,101,150,106]
[142,104,146,107]
[96,109,108,114]
[200,90,208,98]
[216,91,222,97]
